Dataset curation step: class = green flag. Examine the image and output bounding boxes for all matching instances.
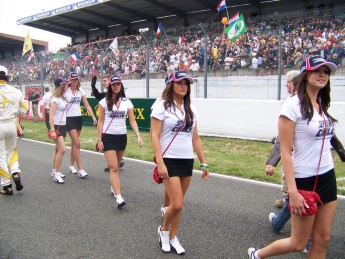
[224,14,247,42]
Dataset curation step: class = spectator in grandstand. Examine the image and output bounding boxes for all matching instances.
[249,56,338,259]
[189,59,200,72]
[49,77,70,184]
[42,87,52,130]
[0,65,28,195]
[97,75,143,208]
[65,72,97,178]
[28,88,40,122]
[91,74,124,171]
[151,71,208,255]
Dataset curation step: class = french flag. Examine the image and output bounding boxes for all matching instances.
[70,51,79,64]
[228,11,239,26]
[216,0,226,13]
[156,22,164,36]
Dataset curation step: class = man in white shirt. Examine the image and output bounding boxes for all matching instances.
[42,86,52,130]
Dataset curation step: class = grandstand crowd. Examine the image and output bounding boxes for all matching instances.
[2,8,345,84]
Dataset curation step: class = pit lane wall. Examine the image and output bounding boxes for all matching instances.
[22,97,345,144]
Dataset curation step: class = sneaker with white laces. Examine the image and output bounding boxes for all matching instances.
[170,236,185,255]
[116,195,126,208]
[77,169,88,178]
[53,172,64,184]
[269,212,276,223]
[248,247,259,259]
[158,226,170,253]
[161,206,167,218]
[69,166,78,174]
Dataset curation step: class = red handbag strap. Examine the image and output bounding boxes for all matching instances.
[313,113,327,191]
[162,117,186,156]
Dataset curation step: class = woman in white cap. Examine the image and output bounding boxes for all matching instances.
[96,75,143,208]
[248,56,338,259]
[49,77,70,184]
[64,72,97,178]
[151,71,209,255]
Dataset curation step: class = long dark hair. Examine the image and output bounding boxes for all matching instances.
[297,71,337,123]
[161,81,194,128]
[105,83,126,111]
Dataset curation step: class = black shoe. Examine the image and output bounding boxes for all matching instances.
[104,167,110,173]
[0,185,13,195]
[12,173,23,191]
[119,160,124,168]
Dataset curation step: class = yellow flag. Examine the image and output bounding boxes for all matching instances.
[22,30,33,56]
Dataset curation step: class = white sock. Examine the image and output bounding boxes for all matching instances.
[254,250,260,259]
[116,194,122,199]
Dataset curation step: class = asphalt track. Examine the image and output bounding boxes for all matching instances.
[0,139,344,259]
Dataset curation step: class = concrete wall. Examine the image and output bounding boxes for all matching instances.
[192,99,345,145]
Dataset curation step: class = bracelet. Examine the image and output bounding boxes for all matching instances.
[98,138,102,141]
[134,130,140,136]
[200,163,208,169]
[50,129,55,132]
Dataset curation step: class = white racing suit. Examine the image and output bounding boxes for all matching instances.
[0,81,28,186]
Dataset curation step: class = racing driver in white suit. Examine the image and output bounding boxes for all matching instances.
[0,65,28,195]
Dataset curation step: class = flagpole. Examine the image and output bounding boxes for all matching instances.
[163,27,168,39]
[224,0,230,21]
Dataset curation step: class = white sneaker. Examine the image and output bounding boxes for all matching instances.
[77,169,88,178]
[170,236,185,255]
[116,195,126,208]
[60,172,65,178]
[158,226,170,253]
[248,248,259,259]
[269,212,276,223]
[53,172,64,184]
[161,206,167,218]
[51,169,56,177]
[69,166,77,174]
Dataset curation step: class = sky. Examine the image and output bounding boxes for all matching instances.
[0,0,79,52]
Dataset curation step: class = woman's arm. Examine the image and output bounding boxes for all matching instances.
[192,123,209,180]
[128,108,143,147]
[151,117,169,180]
[278,115,307,215]
[82,95,97,125]
[49,102,57,140]
[96,105,105,151]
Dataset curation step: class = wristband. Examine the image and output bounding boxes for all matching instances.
[200,163,208,169]
[134,130,140,136]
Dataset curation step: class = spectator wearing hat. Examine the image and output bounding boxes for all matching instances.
[249,56,339,259]
[0,65,28,195]
[97,75,143,208]
[151,71,209,255]
[64,72,97,178]
[49,77,70,184]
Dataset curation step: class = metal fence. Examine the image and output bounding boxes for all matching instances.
[2,5,345,100]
